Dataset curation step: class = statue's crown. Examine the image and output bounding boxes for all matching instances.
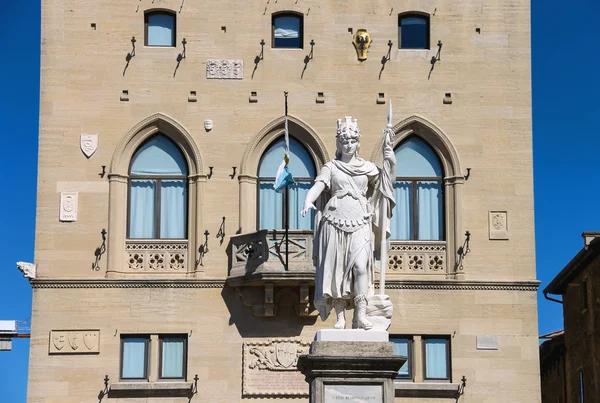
[337,116,360,136]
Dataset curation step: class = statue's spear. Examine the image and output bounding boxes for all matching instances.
[379,100,392,295]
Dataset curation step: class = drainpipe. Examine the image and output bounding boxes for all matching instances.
[543,291,563,304]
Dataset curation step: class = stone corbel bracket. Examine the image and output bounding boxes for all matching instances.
[16,261,36,279]
[236,283,316,317]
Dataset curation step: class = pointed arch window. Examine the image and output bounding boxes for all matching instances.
[128,135,188,239]
[391,137,443,241]
[258,137,315,230]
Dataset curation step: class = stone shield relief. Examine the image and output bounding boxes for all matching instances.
[242,339,310,397]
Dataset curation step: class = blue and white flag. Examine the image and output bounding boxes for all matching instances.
[274,106,294,193]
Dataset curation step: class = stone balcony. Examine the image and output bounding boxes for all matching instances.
[227,229,316,317]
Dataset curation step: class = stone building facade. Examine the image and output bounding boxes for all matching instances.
[539,330,566,403]
[542,233,600,403]
[27,0,540,402]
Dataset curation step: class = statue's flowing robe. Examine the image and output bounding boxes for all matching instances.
[313,156,396,321]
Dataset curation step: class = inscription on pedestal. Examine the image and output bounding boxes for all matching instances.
[324,384,383,403]
[242,339,310,397]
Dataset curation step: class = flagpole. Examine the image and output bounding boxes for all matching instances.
[284,91,290,271]
[379,100,392,295]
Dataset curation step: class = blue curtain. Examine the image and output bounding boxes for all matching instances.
[425,339,448,379]
[160,180,187,239]
[258,138,315,178]
[391,181,412,240]
[122,338,146,378]
[259,182,283,230]
[391,338,410,377]
[161,338,184,378]
[417,181,442,240]
[130,136,187,176]
[147,14,175,46]
[259,137,315,230]
[289,181,313,230]
[129,180,156,239]
[394,137,443,240]
[129,135,188,239]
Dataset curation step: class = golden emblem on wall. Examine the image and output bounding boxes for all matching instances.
[352,29,372,61]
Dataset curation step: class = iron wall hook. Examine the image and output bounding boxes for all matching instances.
[216,217,226,245]
[456,231,471,270]
[92,229,107,271]
[196,231,210,267]
[230,167,237,179]
[464,168,471,181]
[207,166,214,179]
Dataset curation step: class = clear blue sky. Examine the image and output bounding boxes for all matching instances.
[0,0,598,401]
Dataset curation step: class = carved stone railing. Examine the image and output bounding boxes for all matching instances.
[387,241,447,275]
[228,230,315,286]
[227,230,315,317]
[125,240,188,273]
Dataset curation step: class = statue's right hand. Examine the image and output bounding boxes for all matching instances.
[301,203,316,217]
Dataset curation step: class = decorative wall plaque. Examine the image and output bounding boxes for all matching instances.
[476,335,499,350]
[59,192,78,222]
[80,134,98,158]
[352,29,372,61]
[49,330,99,354]
[242,339,310,397]
[488,211,508,240]
[206,59,243,79]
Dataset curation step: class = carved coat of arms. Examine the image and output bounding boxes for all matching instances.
[275,342,298,368]
[80,134,98,158]
[492,213,505,230]
[53,333,65,350]
[84,332,98,350]
[68,332,80,350]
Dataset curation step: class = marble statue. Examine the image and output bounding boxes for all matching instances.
[301,113,396,330]
[16,261,36,279]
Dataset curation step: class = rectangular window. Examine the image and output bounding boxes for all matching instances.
[579,370,584,403]
[423,337,450,380]
[160,336,187,379]
[121,336,149,380]
[399,15,430,49]
[145,12,176,47]
[390,337,412,379]
[582,280,588,311]
[272,14,303,48]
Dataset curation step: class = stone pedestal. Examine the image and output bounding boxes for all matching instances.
[297,332,405,403]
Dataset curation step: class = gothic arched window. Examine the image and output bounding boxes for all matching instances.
[391,137,443,240]
[128,135,188,239]
[258,137,316,230]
